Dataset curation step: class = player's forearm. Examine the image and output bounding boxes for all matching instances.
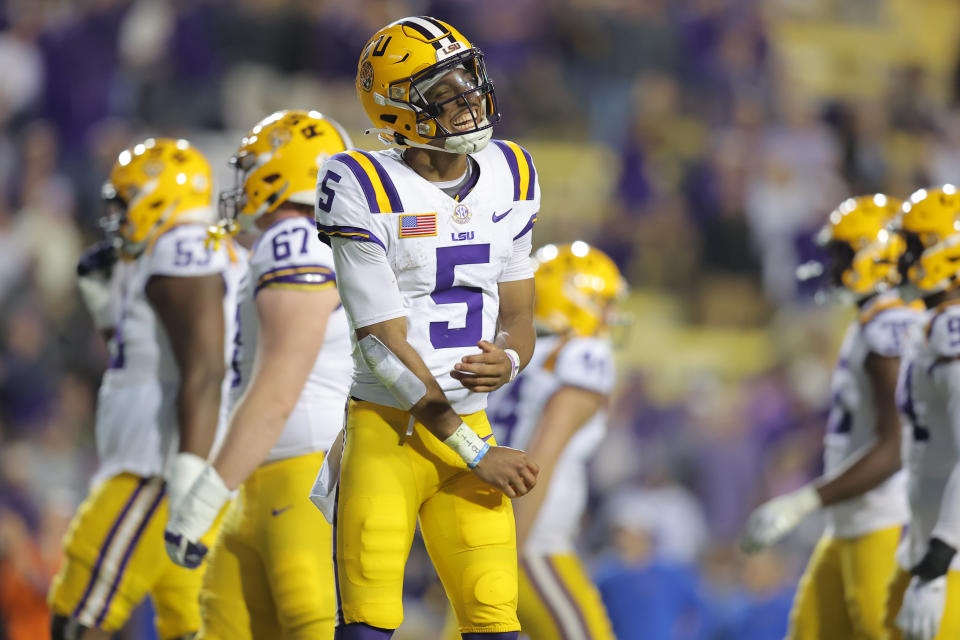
[932,462,960,551]
[177,369,224,457]
[212,393,291,489]
[495,282,536,368]
[814,436,902,505]
[494,321,535,370]
[357,321,462,440]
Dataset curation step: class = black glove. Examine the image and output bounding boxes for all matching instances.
[77,240,118,278]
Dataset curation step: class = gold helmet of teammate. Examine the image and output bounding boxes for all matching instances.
[533,241,627,337]
[102,138,213,259]
[896,185,960,298]
[221,110,352,232]
[813,193,904,298]
[356,16,499,154]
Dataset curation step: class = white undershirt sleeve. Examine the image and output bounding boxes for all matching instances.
[330,237,407,330]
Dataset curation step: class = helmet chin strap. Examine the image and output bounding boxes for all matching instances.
[443,126,492,153]
[363,124,492,154]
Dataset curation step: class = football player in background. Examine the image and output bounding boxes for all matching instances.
[883,186,960,640]
[163,110,354,639]
[314,16,540,640]
[741,194,919,639]
[48,139,244,640]
[485,241,624,640]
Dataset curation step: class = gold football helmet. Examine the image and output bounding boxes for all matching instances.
[102,138,213,258]
[896,185,960,297]
[221,110,352,231]
[814,194,904,298]
[357,17,499,153]
[533,242,627,337]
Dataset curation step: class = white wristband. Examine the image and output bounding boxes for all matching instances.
[504,348,520,382]
[443,422,490,468]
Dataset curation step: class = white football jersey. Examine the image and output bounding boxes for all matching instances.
[896,300,960,570]
[92,223,245,486]
[315,142,539,414]
[487,334,615,554]
[230,215,353,462]
[822,294,920,538]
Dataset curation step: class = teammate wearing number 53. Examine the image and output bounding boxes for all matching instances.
[48,139,243,639]
[741,194,920,639]
[315,16,539,640]
[164,111,354,638]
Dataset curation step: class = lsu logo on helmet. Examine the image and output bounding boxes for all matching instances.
[356,16,500,154]
[102,138,213,259]
[220,109,352,232]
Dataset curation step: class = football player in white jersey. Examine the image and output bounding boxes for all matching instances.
[314,16,540,640]
[484,241,625,640]
[884,186,960,640]
[48,139,244,640]
[741,194,920,639]
[162,110,354,639]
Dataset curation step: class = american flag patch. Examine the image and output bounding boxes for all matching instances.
[398,213,437,238]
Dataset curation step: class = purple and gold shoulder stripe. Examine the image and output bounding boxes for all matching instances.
[331,150,403,214]
[256,264,336,294]
[315,222,386,251]
[492,140,536,202]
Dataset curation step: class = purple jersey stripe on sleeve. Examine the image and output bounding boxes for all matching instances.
[316,222,387,251]
[255,271,336,295]
[332,152,380,213]
[519,146,536,200]
[492,140,521,201]
[257,263,333,282]
[513,213,537,240]
[355,150,403,213]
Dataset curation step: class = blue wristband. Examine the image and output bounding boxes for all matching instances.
[468,441,490,468]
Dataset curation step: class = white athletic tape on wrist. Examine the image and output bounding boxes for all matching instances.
[166,452,208,512]
[444,422,490,468]
[503,348,520,382]
[177,465,230,539]
[357,334,428,410]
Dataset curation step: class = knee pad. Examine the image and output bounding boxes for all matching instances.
[462,565,517,608]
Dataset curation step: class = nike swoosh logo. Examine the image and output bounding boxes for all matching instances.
[271,505,293,517]
[492,208,513,223]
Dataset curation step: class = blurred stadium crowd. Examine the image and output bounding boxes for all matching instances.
[1,0,959,638]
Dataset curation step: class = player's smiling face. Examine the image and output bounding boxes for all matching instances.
[422,68,485,135]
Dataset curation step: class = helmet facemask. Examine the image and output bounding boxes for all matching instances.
[392,49,499,153]
[218,152,255,233]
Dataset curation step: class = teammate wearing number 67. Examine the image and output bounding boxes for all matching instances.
[162,110,355,638]
[313,16,539,640]
[741,194,921,639]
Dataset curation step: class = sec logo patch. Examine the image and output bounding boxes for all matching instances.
[452,203,471,224]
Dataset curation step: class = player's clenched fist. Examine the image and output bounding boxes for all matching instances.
[472,446,539,498]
